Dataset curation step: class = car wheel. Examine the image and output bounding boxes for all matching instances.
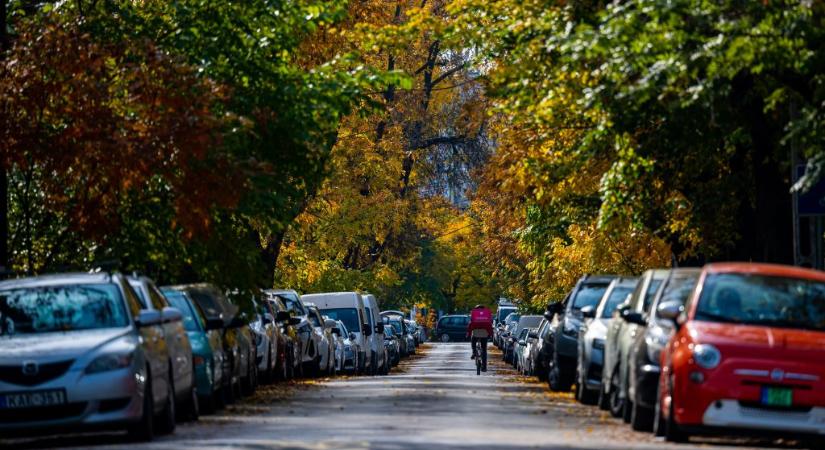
[180,371,199,421]
[548,352,571,392]
[440,333,450,343]
[609,370,624,418]
[127,370,154,442]
[630,397,653,431]
[653,382,665,437]
[623,397,633,424]
[664,387,688,443]
[155,374,176,435]
[597,382,610,411]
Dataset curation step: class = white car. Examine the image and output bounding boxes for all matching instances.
[362,294,388,375]
[302,292,372,375]
[303,304,335,376]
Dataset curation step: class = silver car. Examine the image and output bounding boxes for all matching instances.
[0,272,177,441]
[576,277,638,405]
[128,275,196,418]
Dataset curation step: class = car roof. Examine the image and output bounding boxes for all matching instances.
[704,263,825,282]
[578,274,618,284]
[267,288,300,296]
[0,272,118,289]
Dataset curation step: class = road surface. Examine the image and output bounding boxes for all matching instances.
[2,343,799,450]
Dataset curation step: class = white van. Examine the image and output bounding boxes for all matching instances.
[362,294,388,375]
[301,292,371,374]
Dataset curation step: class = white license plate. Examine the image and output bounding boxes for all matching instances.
[0,389,67,409]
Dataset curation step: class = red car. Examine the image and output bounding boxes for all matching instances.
[656,263,825,444]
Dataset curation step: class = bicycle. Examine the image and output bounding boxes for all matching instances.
[471,329,489,375]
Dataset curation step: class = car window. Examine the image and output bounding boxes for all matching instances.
[642,279,664,312]
[0,283,129,335]
[120,279,143,317]
[364,307,374,327]
[323,308,360,332]
[307,309,322,327]
[148,284,169,310]
[166,292,203,332]
[281,292,306,316]
[571,284,609,310]
[601,286,634,319]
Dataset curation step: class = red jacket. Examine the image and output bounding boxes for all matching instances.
[467,307,494,337]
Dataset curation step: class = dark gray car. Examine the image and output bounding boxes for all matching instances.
[546,275,616,392]
[626,268,700,431]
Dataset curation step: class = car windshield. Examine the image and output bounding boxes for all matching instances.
[655,274,699,313]
[572,284,609,310]
[695,273,825,331]
[517,316,542,331]
[280,292,306,316]
[0,284,129,336]
[497,308,516,321]
[389,320,403,334]
[165,291,202,332]
[643,279,664,312]
[601,286,633,318]
[322,308,360,332]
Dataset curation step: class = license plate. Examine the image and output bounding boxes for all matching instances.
[761,386,793,407]
[0,389,67,409]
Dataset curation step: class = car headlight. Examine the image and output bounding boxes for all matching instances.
[86,352,135,374]
[645,326,670,363]
[592,338,605,350]
[692,344,721,369]
[563,319,578,337]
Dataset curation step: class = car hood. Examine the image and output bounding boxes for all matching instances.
[688,321,825,354]
[0,328,132,363]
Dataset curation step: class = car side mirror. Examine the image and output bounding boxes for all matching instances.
[205,317,225,331]
[135,310,162,327]
[161,307,183,323]
[580,305,596,319]
[324,319,338,330]
[229,316,247,328]
[331,327,341,336]
[349,332,356,341]
[623,311,646,326]
[657,301,684,325]
[375,323,385,334]
[518,340,526,346]
[363,324,372,336]
[275,311,291,323]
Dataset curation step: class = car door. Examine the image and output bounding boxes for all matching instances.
[121,278,169,409]
[149,283,191,396]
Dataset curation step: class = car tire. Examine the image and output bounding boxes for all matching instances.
[630,398,653,431]
[597,382,610,411]
[653,383,665,437]
[180,371,199,422]
[127,371,154,442]
[155,374,176,435]
[609,370,624,418]
[622,397,633,424]
[548,352,571,392]
[664,387,688,443]
[440,333,450,343]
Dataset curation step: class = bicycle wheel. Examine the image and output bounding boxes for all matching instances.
[476,343,482,375]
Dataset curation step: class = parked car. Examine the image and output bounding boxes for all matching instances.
[329,319,360,374]
[657,263,825,444]
[362,294,388,375]
[495,299,517,327]
[303,304,336,376]
[245,292,281,384]
[384,313,411,356]
[384,326,401,366]
[404,320,417,355]
[266,289,313,378]
[528,318,552,381]
[128,275,197,419]
[435,314,470,342]
[169,284,254,401]
[514,328,532,373]
[264,290,304,378]
[575,277,637,406]
[626,268,700,431]
[504,315,543,364]
[496,312,520,348]
[601,269,667,417]
[162,288,227,413]
[304,292,371,374]
[0,273,177,441]
[546,275,616,392]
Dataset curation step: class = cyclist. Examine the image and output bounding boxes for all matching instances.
[467,304,493,371]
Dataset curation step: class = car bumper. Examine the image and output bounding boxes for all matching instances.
[702,400,825,435]
[0,367,145,432]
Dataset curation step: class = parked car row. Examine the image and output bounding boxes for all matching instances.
[0,273,421,442]
[497,262,825,446]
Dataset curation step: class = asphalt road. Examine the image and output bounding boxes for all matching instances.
[1,343,804,450]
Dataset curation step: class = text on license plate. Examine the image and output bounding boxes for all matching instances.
[0,389,67,409]
[761,386,793,407]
